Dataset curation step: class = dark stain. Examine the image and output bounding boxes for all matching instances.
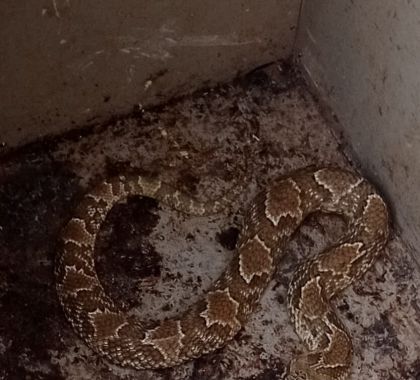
[336,298,355,321]
[176,170,200,194]
[216,226,240,251]
[368,313,400,352]
[405,358,420,379]
[0,159,78,252]
[0,158,78,379]
[190,349,230,380]
[0,281,65,379]
[186,232,195,242]
[276,294,285,305]
[245,358,285,380]
[96,196,162,308]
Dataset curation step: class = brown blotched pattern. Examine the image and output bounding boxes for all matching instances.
[55,168,389,379]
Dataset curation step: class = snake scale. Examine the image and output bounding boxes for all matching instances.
[55,167,389,379]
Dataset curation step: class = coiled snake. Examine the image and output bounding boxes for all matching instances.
[55,167,389,379]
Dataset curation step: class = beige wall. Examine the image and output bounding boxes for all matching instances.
[0,0,300,151]
[297,0,420,263]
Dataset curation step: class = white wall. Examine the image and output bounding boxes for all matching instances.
[297,0,420,264]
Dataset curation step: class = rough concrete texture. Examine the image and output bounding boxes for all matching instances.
[1,65,420,380]
[0,0,300,151]
[296,0,420,267]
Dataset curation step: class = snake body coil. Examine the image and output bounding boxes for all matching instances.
[56,167,389,379]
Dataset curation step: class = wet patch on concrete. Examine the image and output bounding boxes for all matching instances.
[96,197,162,309]
[0,62,419,379]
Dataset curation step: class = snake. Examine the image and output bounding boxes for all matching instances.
[55,167,389,379]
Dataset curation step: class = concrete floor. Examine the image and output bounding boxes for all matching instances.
[0,64,419,380]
